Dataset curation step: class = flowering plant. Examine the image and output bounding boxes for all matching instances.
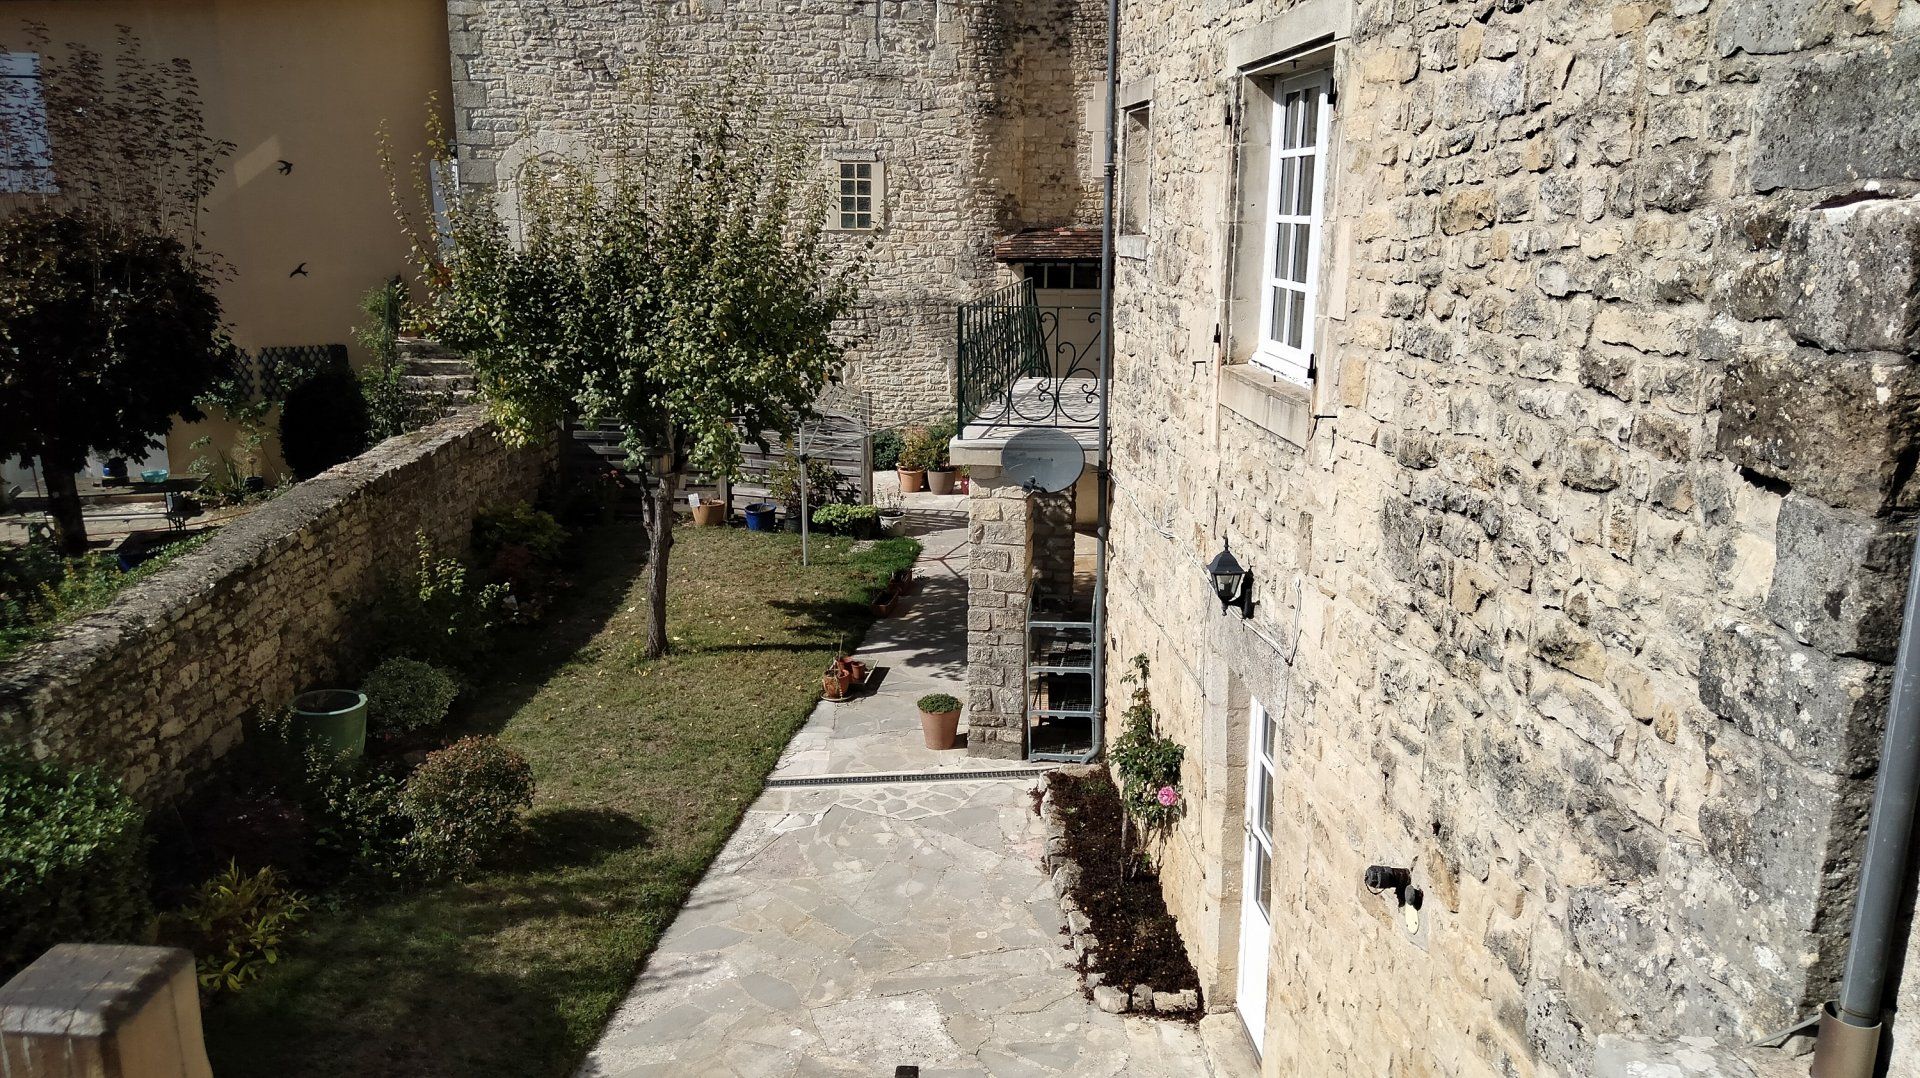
[1112,655,1186,860]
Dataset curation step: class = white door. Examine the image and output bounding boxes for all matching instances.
[1237,697,1276,1053]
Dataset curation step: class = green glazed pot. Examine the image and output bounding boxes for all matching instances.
[293,689,368,764]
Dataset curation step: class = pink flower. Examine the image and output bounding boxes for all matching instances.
[1156,785,1179,807]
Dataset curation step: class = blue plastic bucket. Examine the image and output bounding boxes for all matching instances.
[743,502,779,532]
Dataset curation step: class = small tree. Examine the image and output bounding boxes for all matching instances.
[409,75,860,658]
[0,25,234,551]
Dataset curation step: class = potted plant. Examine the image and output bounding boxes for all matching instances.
[897,424,934,494]
[823,655,867,700]
[925,418,958,495]
[917,692,963,750]
[691,495,727,527]
[743,502,779,532]
[870,586,898,617]
[877,491,907,535]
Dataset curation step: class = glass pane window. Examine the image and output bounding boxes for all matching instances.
[1252,68,1331,384]
[836,160,878,230]
[1254,842,1273,918]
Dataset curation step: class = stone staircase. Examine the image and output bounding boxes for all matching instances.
[396,337,476,411]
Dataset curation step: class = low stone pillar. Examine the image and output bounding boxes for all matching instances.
[0,945,212,1078]
[966,467,1033,758]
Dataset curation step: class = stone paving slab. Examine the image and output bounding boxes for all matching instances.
[579,504,1210,1077]
[578,780,1209,1077]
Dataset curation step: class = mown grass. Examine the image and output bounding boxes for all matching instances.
[202,523,919,1078]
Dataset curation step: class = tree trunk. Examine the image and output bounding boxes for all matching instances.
[43,462,88,554]
[644,470,679,659]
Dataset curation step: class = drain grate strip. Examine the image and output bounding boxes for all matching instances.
[766,767,1052,788]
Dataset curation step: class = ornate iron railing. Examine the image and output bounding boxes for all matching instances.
[956,280,1104,432]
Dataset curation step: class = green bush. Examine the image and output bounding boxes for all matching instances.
[0,537,207,663]
[370,533,509,670]
[402,736,536,882]
[811,503,880,536]
[917,692,961,714]
[922,418,958,470]
[767,455,856,511]
[279,349,371,479]
[161,862,308,997]
[872,428,904,471]
[0,754,153,975]
[362,658,460,734]
[898,424,948,471]
[473,503,569,567]
[301,759,413,887]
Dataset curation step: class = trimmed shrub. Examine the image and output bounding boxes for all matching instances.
[161,862,308,997]
[0,754,152,975]
[872,428,904,471]
[279,350,371,479]
[473,503,568,567]
[812,502,880,537]
[301,759,413,887]
[362,657,460,734]
[402,736,535,881]
[917,692,961,714]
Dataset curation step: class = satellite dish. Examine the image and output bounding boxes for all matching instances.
[1002,428,1086,494]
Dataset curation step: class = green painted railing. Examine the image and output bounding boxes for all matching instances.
[956,278,1047,433]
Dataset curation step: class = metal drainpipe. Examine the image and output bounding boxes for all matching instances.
[1083,0,1119,766]
[1812,521,1920,1078]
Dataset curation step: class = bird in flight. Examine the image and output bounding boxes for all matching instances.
[289,263,308,278]
[276,160,293,175]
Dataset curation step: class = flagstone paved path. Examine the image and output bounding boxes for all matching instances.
[577,491,1214,1077]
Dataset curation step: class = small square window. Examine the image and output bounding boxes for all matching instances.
[834,159,882,230]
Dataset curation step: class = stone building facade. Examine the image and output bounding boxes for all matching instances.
[1092,0,1920,1073]
[446,0,1107,427]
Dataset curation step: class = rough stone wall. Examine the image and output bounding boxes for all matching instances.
[1099,0,1920,1074]
[966,468,1035,758]
[0,408,553,806]
[446,0,1104,429]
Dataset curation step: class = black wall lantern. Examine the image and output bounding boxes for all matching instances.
[1206,540,1253,617]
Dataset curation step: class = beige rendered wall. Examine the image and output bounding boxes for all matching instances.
[2,0,451,478]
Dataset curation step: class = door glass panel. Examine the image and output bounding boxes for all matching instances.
[1270,286,1289,342]
[1300,91,1319,149]
[1295,154,1315,215]
[1287,291,1306,348]
[1256,765,1273,839]
[1277,158,1296,218]
[1263,706,1277,757]
[1282,92,1300,150]
[1291,223,1310,281]
[1254,843,1272,918]
[1273,221,1292,281]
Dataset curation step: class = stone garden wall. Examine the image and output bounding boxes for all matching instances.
[1095,0,1920,1073]
[0,407,554,806]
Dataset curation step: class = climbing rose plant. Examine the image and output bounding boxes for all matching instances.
[1111,654,1186,869]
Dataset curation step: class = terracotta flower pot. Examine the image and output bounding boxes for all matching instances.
[898,468,927,494]
[871,595,897,617]
[691,501,727,527]
[927,469,956,495]
[919,707,962,750]
[823,671,850,700]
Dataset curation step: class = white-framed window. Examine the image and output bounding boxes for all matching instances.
[1119,102,1151,237]
[1251,68,1330,384]
[0,52,56,194]
[834,159,882,230]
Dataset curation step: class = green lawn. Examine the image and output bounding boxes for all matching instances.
[202,522,919,1078]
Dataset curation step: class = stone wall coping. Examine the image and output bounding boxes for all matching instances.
[0,407,500,706]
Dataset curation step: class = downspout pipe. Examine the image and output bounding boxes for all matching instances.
[1813,521,1920,1078]
[1086,0,1119,765]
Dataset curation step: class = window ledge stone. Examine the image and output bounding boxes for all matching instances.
[1220,363,1313,447]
